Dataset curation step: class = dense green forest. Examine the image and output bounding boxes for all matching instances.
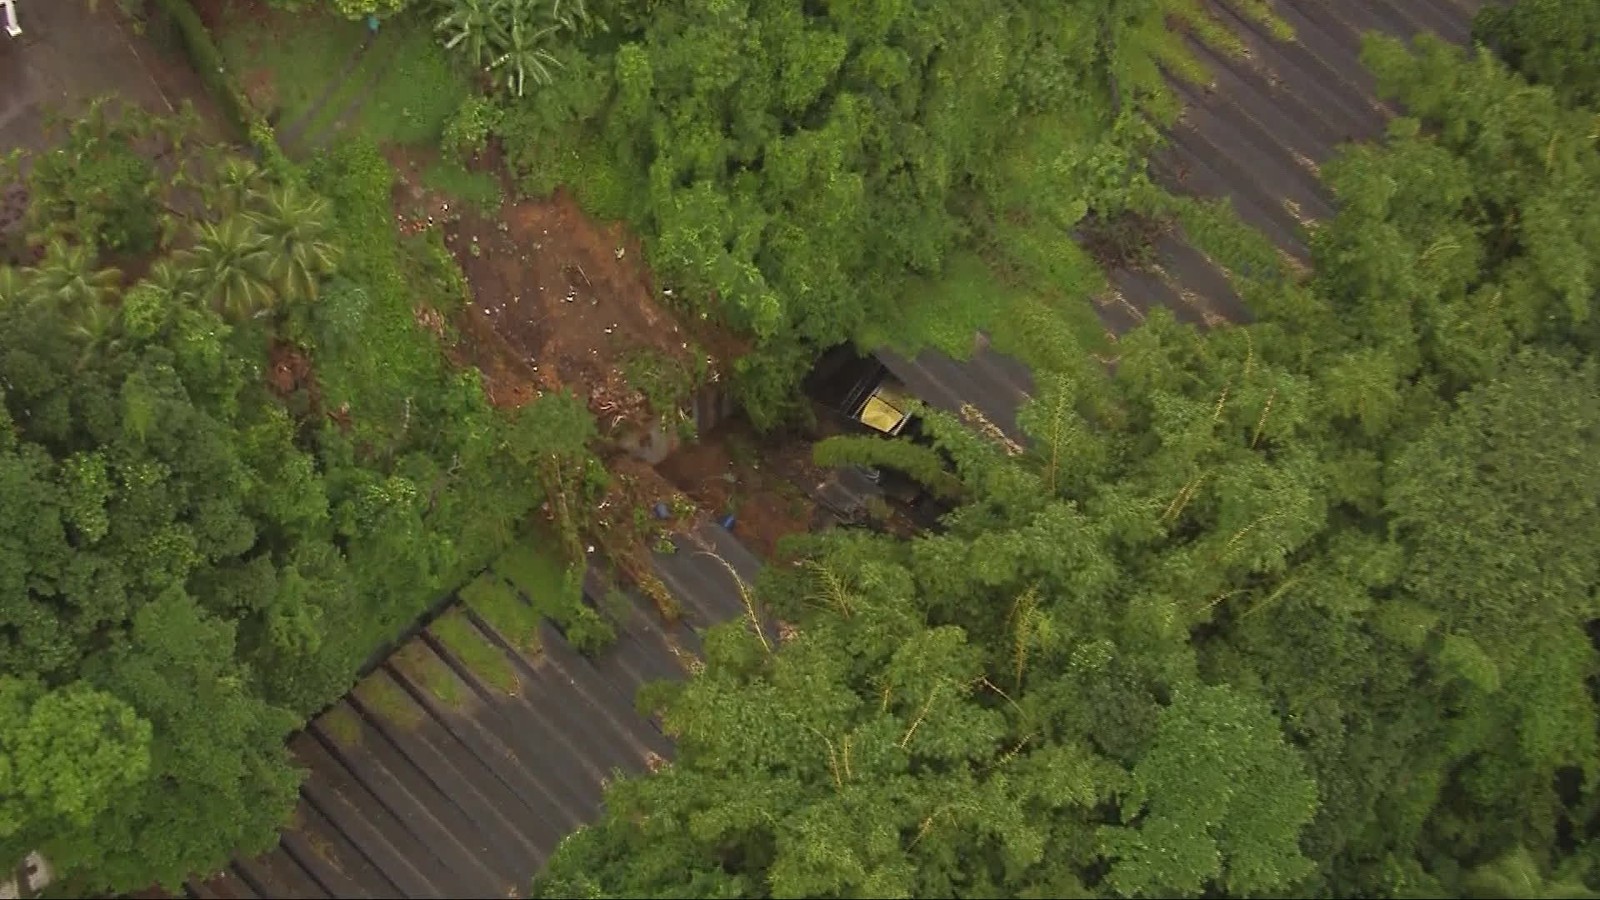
[532,26,1600,900]
[433,0,1256,424]
[5,0,1222,889]
[6,0,1600,896]
[0,103,593,889]
[1474,0,1600,108]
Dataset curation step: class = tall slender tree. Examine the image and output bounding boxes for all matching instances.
[182,218,274,320]
[244,185,340,304]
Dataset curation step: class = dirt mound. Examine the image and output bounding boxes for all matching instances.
[655,422,822,559]
[388,151,705,439]
[448,190,700,429]
[265,340,347,429]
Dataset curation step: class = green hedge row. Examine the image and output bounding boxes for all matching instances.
[146,0,293,172]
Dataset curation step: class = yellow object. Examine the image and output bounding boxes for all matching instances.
[859,383,912,435]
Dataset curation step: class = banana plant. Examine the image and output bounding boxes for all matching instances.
[435,0,499,70]
[434,0,589,96]
[491,12,565,97]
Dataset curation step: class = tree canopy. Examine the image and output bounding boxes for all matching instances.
[1474,0,1600,109]
[533,30,1600,900]
[0,103,582,893]
[492,0,1224,424]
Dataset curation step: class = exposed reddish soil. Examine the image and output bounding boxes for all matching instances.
[383,145,818,570]
[266,341,312,396]
[265,340,350,430]
[655,421,823,559]
[387,148,708,439]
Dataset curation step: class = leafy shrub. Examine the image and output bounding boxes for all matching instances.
[442,95,504,161]
[27,120,159,253]
[1475,0,1600,108]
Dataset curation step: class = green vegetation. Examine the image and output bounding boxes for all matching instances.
[261,0,417,17]
[1475,0,1600,108]
[532,31,1600,900]
[493,0,1233,426]
[216,5,470,148]
[431,610,518,692]
[442,95,504,161]
[0,96,595,892]
[461,572,542,653]
[493,539,616,654]
[435,0,593,97]
[19,0,1600,897]
[620,348,705,421]
[421,158,503,211]
[391,640,466,705]
[353,675,424,729]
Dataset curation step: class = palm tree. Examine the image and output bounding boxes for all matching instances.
[209,156,266,219]
[29,239,121,313]
[244,185,340,304]
[23,240,125,368]
[492,10,565,97]
[0,265,30,308]
[67,293,124,369]
[437,0,500,70]
[140,258,195,305]
[181,217,274,320]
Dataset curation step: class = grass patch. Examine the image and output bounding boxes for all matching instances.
[861,253,1018,360]
[859,232,1111,379]
[1168,194,1291,286]
[621,348,705,419]
[391,641,465,706]
[1210,0,1294,42]
[462,573,542,655]
[320,705,364,748]
[987,222,1112,345]
[431,610,518,693]
[422,158,502,212]
[493,538,583,609]
[215,8,469,148]
[492,538,617,654]
[213,7,367,130]
[351,20,473,146]
[353,675,423,729]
